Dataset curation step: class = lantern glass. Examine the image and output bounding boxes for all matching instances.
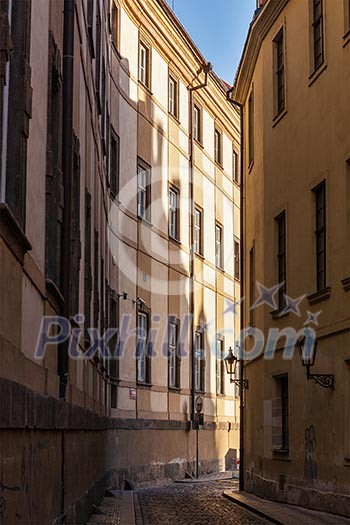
[297,336,318,367]
[224,347,238,376]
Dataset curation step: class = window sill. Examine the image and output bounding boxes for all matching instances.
[136,382,152,389]
[138,81,153,96]
[194,138,204,149]
[195,389,205,395]
[138,217,153,228]
[273,449,290,461]
[169,112,181,125]
[233,179,241,189]
[215,161,224,170]
[271,308,289,320]
[195,252,205,261]
[248,160,254,174]
[308,62,327,87]
[341,277,350,292]
[111,41,122,60]
[272,107,287,128]
[307,287,331,305]
[168,386,181,393]
[343,30,350,48]
[216,266,225,274]
[169,236,181,247]
[216,393,226,398]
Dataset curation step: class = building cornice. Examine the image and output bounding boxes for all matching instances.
[233,0,289,104]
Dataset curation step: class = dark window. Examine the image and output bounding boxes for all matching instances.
[195,331,205,392]
[137,159,151,221]
[139,42,150,87]
[87,0,95,57]
[214,129,222,165]
[248,91,254,166]
[194,207,203,255]
[169,186,179,240]
[249,244,255,325]
[215,224,223,269]
[168,76,178,118]
[272,375,289,451]
[313,0,324,70]
[95,3,101,106]
[6,0,32,228]
[274,29,285,114]
[110,128,119,197]
[70,134,81,315]
[168,318,180,389]
[193,104,201,143]
[136,310,151,384]
[93,230,99,328]
[234,238,240,280]
[276,211,286,308]
[111,1,119,50]
[216,336,225,395]
[314,181,326,291]
[233,148,239,184]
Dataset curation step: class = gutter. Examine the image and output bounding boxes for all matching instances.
[188,63,212,421]
[226,86,246,492]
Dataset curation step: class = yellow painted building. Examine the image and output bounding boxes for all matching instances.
[232,0,350,516]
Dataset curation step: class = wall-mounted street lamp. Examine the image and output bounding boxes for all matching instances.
[224,347,249,390]
[297,337,335,390]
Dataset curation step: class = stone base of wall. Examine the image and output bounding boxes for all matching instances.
[246,472,350,518]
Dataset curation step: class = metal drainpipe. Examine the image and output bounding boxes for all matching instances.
[227,87,245,492]
[0,0,13,202]
[188,63,211,421]
[60,0,75,401]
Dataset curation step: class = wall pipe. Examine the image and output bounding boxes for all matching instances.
[227,86,246,492]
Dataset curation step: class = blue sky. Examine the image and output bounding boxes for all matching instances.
[166,0,256,83]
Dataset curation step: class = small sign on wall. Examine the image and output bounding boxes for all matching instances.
[129,388,137,400]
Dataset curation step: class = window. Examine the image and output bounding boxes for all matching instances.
[110,129,119,198]
[214,129,222,165]
[248,91,254,166]
[168,76,178,118]
[194,207,203,255]
[345,0,350,35]
[234,238,240,280]
[216,337,225,395]
[169,186,179,240]
[215,224,223,269]
[136,311,151,383]
[111,1,119,50]
[139,42,150,87]
[193,104,201,143]
[109,296,119,409]
[84,191,92,348]
[314,181,326,291]
[233,148,239,184]
[276,211,286,308]
[137,160,151,221]
[95,3,102,98]
[195,331,205,392]
[249,244,255,326]
[274,28,285,114]
[87,0,95,56]
[272,375,289,451]
[168,319,180,389]
[312,0,324,71]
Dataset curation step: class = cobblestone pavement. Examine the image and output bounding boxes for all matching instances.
[87,494,122,525]
[135,480,269,525]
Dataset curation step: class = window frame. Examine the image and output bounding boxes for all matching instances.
[110,126,120,198]
[137,158,151,222]
[193,104,202,144]
[275,211,287,308]
[215,223,224,270]
[312,0,325,72]
[273,27,286,116]
[194,206,203,256]
[111,0,120,52]
[216,335,225,396]
[234,237,240,281]
[194,330,205,393]
[139,40,150,89]
[249,243,255,326]
[168,74,179,119]
[214,128,222,166]
[169,185,180,241]
[313,181,326,291]
[168,317,180,389]
[136,309,151,385]
[233,146,240,184]
[248,89,254,167]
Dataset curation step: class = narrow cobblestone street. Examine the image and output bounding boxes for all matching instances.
[135,481,268,525]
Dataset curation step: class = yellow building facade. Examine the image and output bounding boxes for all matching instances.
[232,0,350,516]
